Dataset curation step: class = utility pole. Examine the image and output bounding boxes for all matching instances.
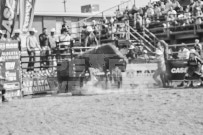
[63,0,67,12]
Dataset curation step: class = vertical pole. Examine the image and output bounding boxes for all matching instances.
[63,0,67,12]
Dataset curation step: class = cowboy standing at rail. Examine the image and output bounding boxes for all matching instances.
[39,28,51,69]
[0,30,6,41]
[58,28,73,60]
[26,28,42,71]
[11,29,22,51]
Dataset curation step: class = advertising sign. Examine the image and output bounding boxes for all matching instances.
[22,77,59,95]
[19,0,36,32]
[81,4,99,13]
[0,41,21,92]
[167,60,188,81]
[0,0,18,37]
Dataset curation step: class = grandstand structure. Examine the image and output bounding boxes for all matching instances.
[70,0,203,57]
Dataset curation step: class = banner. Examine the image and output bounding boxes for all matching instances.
[22,70,58,96]
[19,0,36,32]
[0,41,21,98]
[167,60,188,81]
[0,0,18,37]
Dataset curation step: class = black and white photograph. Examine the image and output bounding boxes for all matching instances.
[0,0,203,134]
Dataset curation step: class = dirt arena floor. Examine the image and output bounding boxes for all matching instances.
[0,88,203,135]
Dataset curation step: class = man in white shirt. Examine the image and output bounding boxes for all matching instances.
[26,28,42,71]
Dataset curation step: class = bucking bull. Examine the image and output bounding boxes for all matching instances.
[57,44,128,92]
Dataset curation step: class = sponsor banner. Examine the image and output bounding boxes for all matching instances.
[22,77,56,95]
[123,63,157,89]
[19,0,36,32]
[167,60,187,81]
[0,41,21,93]
[5,90,21,99]
[0,0,18,37]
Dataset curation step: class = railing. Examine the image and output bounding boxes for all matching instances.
[147,16,203,36]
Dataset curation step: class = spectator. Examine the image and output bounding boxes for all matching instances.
[135,13,143,31]
[178,43,190,59]
[189,0,195,15]
[115,9,123,21]
[165,0,173,13]
[58,28,72,57]
[160,2,166,13]
[194,39,202,56]
[145,5,154,19]
[126,45,135,63]
[195,7,203,29]
[154,4,161,21]
[131,4,138,14]
[49,28,58,55]
[85,26,98,47]
[172,0,181,11]
[81,22,88,46]
[0,30,5,41]
[101,24,110,40]
[26,28,41,71]
[62,20,69,30]
[184,7,192,25]
[92,20,99,39]
[39,28,51,69]
[168,7,177,21]
[11,29,22,51]
[194,0,203,9]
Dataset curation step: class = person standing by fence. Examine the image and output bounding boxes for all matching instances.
[11,29,22,51]
[0,30,6,41]
[26,28,41,71]
[39,28,51,69]
[58,28,72,60]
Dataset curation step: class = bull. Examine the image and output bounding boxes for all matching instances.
[57,44,128,92]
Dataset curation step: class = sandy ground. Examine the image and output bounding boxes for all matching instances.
[0,88,203,135]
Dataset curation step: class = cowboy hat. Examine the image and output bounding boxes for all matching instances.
[29,28,38,33]
[87,26,93,32]
[0,76,6,80]
[129,45,135,49]
[143,50,148,54]
[155,49,163,55]
[50,28,56,32]
[190,49,197,54]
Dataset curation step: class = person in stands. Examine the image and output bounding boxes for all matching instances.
[11,29,22,51]
[0,30,5,41]
[178,49,203,87]
[39,28,51,69]
[26,28,41,71]
[178,43,190,60]
[85,26,98,47]
[49,28,58,55]
[194,39,202,57]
